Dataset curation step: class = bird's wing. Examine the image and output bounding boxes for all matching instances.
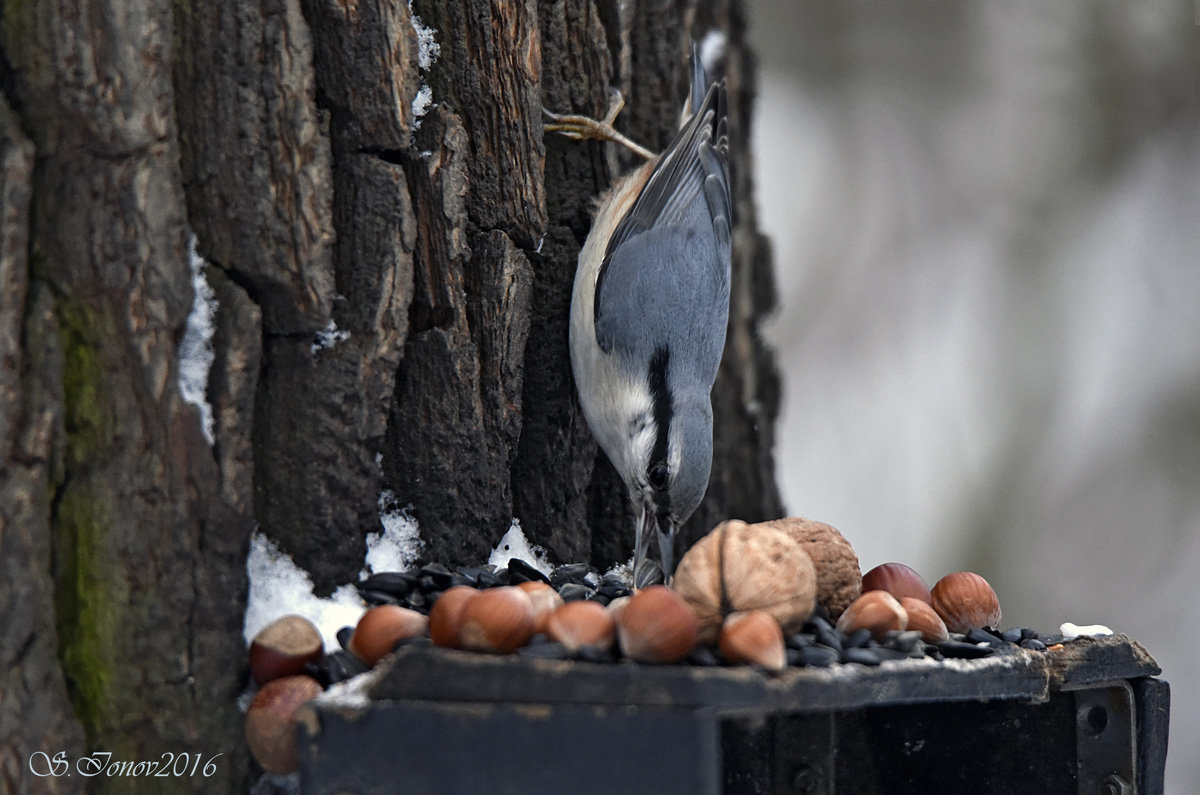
[594,80,731,359]
[593,225,731,386]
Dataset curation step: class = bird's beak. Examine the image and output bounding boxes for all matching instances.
[633,505,659,587]
[633,504,677,588]
[656,521,676,583]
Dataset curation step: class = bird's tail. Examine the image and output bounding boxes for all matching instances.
[681,32,726,127]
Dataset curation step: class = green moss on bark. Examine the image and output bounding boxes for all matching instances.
[53,485,125,746]
[51,294,126,750]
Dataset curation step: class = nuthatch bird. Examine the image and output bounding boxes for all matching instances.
[546,49,730,585]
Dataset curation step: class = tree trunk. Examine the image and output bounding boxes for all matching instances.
[0,0,780,789]
[1,1,251,791]
[0,92,88,795]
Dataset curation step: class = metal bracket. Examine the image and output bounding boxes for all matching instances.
[1068,681,1136,794]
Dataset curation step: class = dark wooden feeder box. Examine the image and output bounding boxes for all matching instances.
[296,634,1168,794]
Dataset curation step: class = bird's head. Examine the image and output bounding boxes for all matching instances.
[625,387,713,586]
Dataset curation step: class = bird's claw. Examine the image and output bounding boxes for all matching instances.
[542,88,654,160]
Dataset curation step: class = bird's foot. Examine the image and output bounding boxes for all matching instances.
[543,88,654,160]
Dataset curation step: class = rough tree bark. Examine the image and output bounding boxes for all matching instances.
[0,1,251,792]
[0,91,87,795]
[0,0,780,790]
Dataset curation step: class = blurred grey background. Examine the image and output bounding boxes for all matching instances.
[745,1,1198,790]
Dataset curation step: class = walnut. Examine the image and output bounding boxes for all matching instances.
[757,517,862,619]
[672,520,817,643]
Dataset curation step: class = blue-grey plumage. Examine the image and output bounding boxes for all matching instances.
[569,55,731,585]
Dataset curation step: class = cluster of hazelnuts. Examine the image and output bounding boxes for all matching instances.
[242,516,1005,774]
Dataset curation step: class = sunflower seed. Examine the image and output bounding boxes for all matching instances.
[507,558,551,584]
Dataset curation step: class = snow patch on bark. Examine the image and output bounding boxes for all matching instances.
[179,236,217,445]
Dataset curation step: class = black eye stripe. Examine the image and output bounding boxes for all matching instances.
[648,347,672,507]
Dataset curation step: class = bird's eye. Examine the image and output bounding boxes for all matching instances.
[648,463,670,490]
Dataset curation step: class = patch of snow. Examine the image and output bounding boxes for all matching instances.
[311,319,350,354]
[178,236,217,445]
[244,530,367,652]
[409,2,441,128]
[411,85,435,122]
[364,491,424,575]
[489,519,553,574]
[411,14,440,71]
[1060,622,1113,640]
[314,664,385,710]
[603,559,635,586]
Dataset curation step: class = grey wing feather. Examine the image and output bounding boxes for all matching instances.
[686,40,710,121]
[594,79,731,355]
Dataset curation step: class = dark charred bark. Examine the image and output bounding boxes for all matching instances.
[0,0,779,788]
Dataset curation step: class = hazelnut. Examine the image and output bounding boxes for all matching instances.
[719,611,786,671]
[605,595,631,626]
[458,586,536,654]
[616,585,699,663]
[245,674,323,775]
[545,601,615,653]
[931,571,1002,633]
[517,581,565,633]
[900,596,949,642]
[862,562,932,605]
[673,520,817,643]
[836,590,908,640]
[758,517,862,619]
[248,614,324,687]
[429,585,480,649]
[349,605,429,666]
